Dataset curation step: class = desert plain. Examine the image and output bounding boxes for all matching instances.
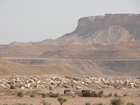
[1,14,140,105]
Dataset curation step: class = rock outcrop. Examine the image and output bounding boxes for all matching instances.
[0,75,140,90]
[58,14,140,45]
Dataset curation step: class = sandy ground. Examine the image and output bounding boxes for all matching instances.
[0,88,140,105]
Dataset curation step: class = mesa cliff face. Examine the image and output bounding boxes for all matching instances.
[58,14,140,45]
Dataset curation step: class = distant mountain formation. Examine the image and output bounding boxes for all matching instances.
[0,14,140,59]
[58,14,140,45]
[0,58,75,76]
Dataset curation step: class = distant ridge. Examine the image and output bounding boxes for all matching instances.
[0,14,140,59]
[0,58,75,76]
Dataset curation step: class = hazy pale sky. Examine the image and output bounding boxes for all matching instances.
[0,0,140,44]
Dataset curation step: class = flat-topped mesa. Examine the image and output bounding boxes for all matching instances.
[78,16,104,26]
[59,13,140,45]
[78,14,140,27]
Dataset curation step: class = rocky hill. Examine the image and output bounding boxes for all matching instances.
[0,58,75,76]
[0,14,140,59]
[58,14,140,45]
[8,58,125,77]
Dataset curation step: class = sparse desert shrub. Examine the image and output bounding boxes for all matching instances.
[138,93,140,97]
[98,90,104,97]
[57,97,67,105]
[30,94,35,97]
[85,102,91,105]
[17,92,23,97]
[123,93,128,97]
[126,102,135,105]
[114,93,119,97]
[93,91,98,97]
[96,103,103,105]
[104,95,108,98]
[110,98,123,105]
[40,100,51,105]
[12,103,29,105]
[82,90,91,97]
[23,104,28,105]
[63,85,69,88]
[22,104,28,105]
[72,95,75,98]
[123,94,126,97]
[12,93,16,95]
[82,90,97,97]
[41,93,47,98]
[10,85,15,89]
[48,92,59,98]
[108,93,113,97]
[3,104,8,105]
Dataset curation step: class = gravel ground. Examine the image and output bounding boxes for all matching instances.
[0,88,140,105]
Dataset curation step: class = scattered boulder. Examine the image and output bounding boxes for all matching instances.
[0,75,139,90]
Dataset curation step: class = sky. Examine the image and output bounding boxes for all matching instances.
[0,0,140,44]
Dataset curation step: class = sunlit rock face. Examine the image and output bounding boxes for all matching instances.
[59,14,140,45]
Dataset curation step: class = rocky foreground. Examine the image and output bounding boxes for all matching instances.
[0,75,139,90]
